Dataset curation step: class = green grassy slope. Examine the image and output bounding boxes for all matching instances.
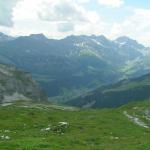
[0,101,150,150]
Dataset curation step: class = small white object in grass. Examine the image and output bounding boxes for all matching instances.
[5,136,10,140]
[58,122,68,125]
[41,127,51,132]
[1,103,12,107]
[45,127,51,131]
[1,135,5,139]
[144,109,150,120]
[110,136,119,140]
[4,130,10,133]
[1,135,10,140]
[133,107,138,110]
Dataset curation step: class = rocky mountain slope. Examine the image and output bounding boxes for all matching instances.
[67,73,150,108]
[0,33,149,101]
[0,64,46,103]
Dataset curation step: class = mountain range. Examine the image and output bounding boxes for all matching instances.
[0,32,150,149]
[0,32,149,102]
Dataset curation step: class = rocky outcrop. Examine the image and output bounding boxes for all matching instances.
[0,64,46,103]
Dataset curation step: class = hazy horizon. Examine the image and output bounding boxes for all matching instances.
[1,32,149,48]
[0,0,150,46]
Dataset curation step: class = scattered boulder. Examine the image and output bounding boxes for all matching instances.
[41,122,69,134]
[1,135,10,140]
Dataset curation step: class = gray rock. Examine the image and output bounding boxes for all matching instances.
[0,64,46,103]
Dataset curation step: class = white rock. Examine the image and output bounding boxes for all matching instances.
[58,122,68,125]
[45,127,51,131]
[4,130,10,133]
[1,135,10,140]
[5,136,10,140]
[123,111,149,128]
[41,127,51,132]
[1,135,5,139]
[110,136,119,140]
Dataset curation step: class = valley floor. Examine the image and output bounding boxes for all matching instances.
[0,101,150,150]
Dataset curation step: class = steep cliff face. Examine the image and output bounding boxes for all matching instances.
[0,64,46,103]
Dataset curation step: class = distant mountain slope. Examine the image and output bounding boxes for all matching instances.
[0,32,15,42]
[67,73,150,108]
[0,64,46,103]
[0,33,149,101]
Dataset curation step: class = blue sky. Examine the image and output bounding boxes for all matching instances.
[125,0,150,9]
[0,0,150,46]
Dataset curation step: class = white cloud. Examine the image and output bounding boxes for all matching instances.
[98,0,124,7]
[37,0,100,32]
[7,0,101,37]
[75,0,90,4]
[13,0,40,20]
[110,8,150,46]
[0,0,19,27]
[38,1,86,22]
[0,0,149,47]
[57,22,74,32]
[3,0,110,38]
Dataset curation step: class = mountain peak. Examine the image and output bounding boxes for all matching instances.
[29,33,48,40]
[115,36,145,49]
[0,32,5,36]
[98,34,107,39]
[64,34,109,43]
[0,32,15,42]
[115,36,135,43]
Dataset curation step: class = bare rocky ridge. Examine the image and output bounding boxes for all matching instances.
[0,64,46,103]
